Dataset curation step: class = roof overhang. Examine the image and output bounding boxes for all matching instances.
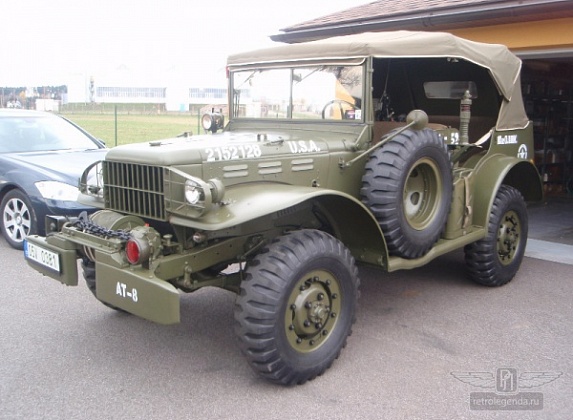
[271,0,573,44]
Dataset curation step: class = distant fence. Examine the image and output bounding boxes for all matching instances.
[60,103,169,115]
[60,102,225,118]
[58,103,230,144]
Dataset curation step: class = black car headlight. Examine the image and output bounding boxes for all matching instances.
[35,181,79,202]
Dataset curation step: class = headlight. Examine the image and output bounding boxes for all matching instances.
[182,177,225,218]
[35,181,80,201]
[185,180,204,205]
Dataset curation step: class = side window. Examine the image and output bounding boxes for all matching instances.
[424,81,478,99]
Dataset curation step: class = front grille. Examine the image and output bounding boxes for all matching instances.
[103,161,165,220]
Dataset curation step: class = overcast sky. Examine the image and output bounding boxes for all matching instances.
[2,0,369,86]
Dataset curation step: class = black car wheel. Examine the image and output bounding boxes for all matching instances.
[1,189,37,250]
[234,229,359,385]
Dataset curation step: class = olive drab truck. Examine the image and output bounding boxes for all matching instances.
[24,31,542,385]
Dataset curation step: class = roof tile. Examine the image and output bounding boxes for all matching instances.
[283,0,508,31]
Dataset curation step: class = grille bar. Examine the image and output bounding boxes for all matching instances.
[103,162,165,220]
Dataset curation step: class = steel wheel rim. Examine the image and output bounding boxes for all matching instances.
[284,269,341,353]
[403,158,441,230]
[3,197,31,243]
[497,210,522,266]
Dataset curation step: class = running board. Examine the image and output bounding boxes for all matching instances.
[387,227,486,272]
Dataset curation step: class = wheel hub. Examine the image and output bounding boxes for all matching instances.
[4,197,30,242]
[308,300,328,325]
[403,159,441,230]
[497,211,521,265]
[285,270,341,353]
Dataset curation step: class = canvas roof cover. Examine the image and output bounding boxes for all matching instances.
[227,31,528,130]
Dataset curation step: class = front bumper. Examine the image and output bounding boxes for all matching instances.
[24,234,181,325]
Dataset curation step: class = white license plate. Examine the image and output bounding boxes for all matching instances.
[25,240,61,273]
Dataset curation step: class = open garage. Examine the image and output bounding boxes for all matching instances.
[273,0,573,198]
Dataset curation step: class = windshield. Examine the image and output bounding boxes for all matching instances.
[0,115,101,153]
[231,64,364,121]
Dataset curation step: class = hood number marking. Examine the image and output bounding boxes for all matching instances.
[205,144,262,162]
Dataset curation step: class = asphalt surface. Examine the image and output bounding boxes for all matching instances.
[1,233,571,420]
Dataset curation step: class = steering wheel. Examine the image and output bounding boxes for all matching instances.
[321,99,359,120]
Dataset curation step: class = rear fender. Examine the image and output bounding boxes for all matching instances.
[472,156,542,228]
[169,183,388,268]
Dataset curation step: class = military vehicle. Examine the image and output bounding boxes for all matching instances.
[24,31,542,385]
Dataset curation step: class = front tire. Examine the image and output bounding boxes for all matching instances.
[82,259,125,311]
[464,185,528,286]
[1,189,37,249]
[234,229,359,385]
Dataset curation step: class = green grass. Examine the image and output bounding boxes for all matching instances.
[62,113,205,146]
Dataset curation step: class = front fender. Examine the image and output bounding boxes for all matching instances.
[169,182,388,268]
[472,155,542,228]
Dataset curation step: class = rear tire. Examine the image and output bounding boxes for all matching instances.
[234,229,359,385]
[464,185,528,286]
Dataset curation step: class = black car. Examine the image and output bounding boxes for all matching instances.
[0,109,108,249]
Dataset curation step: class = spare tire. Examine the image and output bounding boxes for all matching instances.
[361,128,452,259]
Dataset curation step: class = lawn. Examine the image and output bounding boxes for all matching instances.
[63,113,205,146]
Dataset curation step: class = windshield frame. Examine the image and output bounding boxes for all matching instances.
[229,60,367,124]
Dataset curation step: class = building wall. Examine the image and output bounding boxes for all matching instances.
[448,17,573,52]
[64,67,227,110]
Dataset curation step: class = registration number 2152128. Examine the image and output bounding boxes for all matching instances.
[24,240,61,273]
[204,144,262,162]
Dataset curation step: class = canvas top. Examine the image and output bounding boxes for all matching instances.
[227,31,527,130]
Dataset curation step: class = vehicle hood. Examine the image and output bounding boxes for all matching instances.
[3,149,108,185]
[104,129,347,166]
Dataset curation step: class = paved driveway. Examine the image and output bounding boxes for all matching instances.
[0,235,571,420]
